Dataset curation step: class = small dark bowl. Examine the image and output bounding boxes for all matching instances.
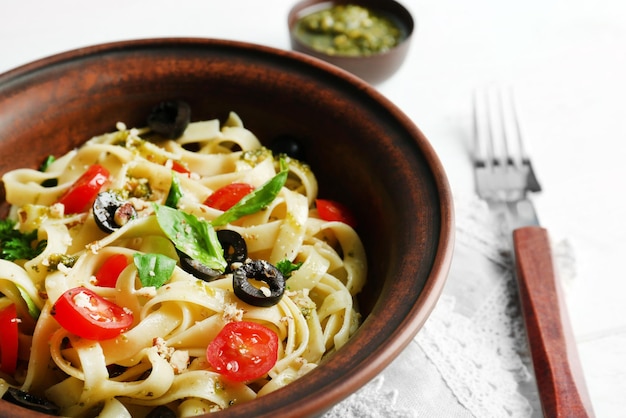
[288,0,414,84]
[0,38,452,418]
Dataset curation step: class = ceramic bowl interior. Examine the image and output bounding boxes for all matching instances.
[0,38,452,418]
[288,0,415,84]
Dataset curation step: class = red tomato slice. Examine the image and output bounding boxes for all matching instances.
[206,321,278,382]
[171,161,191,176]
[204,183,255,211]
[51,287,133,341]
[315,199,357,227]
[0,304,19,375]
[94,254,130,288]
[57,164,110,214]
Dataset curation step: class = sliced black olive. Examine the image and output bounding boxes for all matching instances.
[217,229,247,269]
[146,405,177,418]
[147,100,191,139]
[269,134,306,160]
[93,191,137,233]
[2,387,60,415]
[40,178,58,187]
[107,363,127,378]
[177,230,247,281]
[177,249,222,282]
[233,260,285,307]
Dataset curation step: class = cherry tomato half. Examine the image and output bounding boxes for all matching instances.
[315,199,357,228]
[51,287,133,341]
[94,254,130,288]
[206,321,278,382]
[57,164,110,214]
[0,304,19,375]
[204,183,255,211]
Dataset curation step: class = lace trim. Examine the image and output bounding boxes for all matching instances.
[323,376,416,418]
[417,195,534,417]
[324,195,575,417]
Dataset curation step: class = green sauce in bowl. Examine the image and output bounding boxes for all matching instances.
[293,4,403,56]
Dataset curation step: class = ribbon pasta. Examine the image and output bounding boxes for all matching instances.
[0,112,367,417]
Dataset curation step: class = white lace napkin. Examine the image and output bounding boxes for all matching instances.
[324,194,576,418]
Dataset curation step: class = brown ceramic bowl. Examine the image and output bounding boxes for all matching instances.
[0,38,452,418]
[288,0,414,84]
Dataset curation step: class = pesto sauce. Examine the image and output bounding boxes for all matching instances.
[294,4,403,56]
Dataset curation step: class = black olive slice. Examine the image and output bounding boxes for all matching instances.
[146,405,177,418]
[147,100,191,139]
[269,134,305,160]
[233,260,285,307]
[217,229,247,270]
[177,230,247,281]
[40,178,58,187]
[93,191,137,233]
[177,249,222,282]
[107,363,127,378]
[2,387,60,415]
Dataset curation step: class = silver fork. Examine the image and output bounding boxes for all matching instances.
[472,87,595,418]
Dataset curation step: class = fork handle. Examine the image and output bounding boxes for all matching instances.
[513,226,595,418]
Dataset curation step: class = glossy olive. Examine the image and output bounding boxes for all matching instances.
[233,260,285,307]
[269,134,306,160]
[40,178,58,188]
[177,249,222,282]
[177,229,247,281]
[93,191,137,233]
[217,229,247,271]
[1,387,59,415]
[145,405,176,418]
[147,100,191,139]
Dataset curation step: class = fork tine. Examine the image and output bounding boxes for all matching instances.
[505,88,542,192]
[472,88,494,168]
[473,87,510,169]
[473,86,542,200]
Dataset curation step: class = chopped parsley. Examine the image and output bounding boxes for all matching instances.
[0,219,46,261]
[276,259,303,278]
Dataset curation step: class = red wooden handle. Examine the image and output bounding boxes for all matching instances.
[513,226,595,418]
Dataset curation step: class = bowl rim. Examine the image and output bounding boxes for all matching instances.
[0,37,454,418]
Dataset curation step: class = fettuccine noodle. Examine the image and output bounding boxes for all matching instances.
[0,111,366,417]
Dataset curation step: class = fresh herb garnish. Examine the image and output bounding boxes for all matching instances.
[39,155,56,172]
[0,219,46,261]
[154,159,289,275]
[133,253,176,288]
[276,259,303,278]
[154,204,227,272]
[212,158,289,227]
[16,285,41,319]
[165,172,183,208]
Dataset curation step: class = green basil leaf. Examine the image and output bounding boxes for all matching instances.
[154,204,227,271]
[133,253,176,289]
[211,158,289,227]
[165,172,183,208]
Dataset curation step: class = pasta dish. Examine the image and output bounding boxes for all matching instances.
[0,105,367,417]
